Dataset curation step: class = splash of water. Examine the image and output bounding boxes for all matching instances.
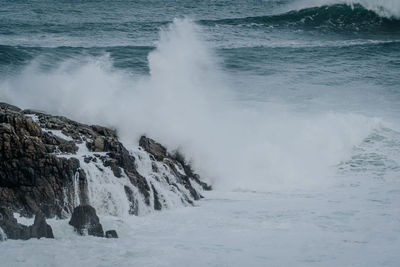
[0,18,381,191]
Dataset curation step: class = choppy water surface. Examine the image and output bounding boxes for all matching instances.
[0,0,399,266]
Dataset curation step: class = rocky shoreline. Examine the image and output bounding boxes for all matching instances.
[0,102,210,241]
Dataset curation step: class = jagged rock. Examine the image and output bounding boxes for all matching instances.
[93,136,104,152]
[0,106,83,218]
[69,205,104,237]
[103,159,122,178]
[193,174,212,191]
[0,207,54,240]
[0,207,31,240]
[1,103,210,222]
[124,186,138,215]
[172,151,212,191]
[30,212,54,239]
[0,102,21,112]
[151,184,162,210]
[139,136,211,192]
[105,230,118,238]
[139,136,167,161]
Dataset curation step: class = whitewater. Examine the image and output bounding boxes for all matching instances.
[1,0,400,266]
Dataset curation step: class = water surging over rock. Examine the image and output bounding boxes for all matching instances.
[0,102,210,224]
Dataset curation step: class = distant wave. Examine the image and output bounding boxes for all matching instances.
[0,45,154,70]
[200,4,400,32]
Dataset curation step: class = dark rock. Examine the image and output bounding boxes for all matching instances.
[103,159,122,178]
[0,207,54,240]
[69,205,104,237]
[151,162,159,173]
[124,186,138,215]
[172,151,212,191]
[93,137,104,152]
[1,102,211,224]
[29,212,54,239]
[84,156,92,163]
[193,174,212,191]
[0,207,31,240]
[0,103,21,112]
[139,136,167,161]
[0,104,84,218]
[151,184,162,210]
[110,164,122,177]
[124,169,151,206]
[92,125,117,138]
[105,230,118,238]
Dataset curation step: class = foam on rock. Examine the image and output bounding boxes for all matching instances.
[0,102,210,240]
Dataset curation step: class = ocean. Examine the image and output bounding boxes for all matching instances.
[0,0,400,266]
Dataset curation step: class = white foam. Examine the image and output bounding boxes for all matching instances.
[0,18,382,192]
[42,129,73,141]
[48,133,202,217]
[0,227,7,241]
[24,114,40,123]
[13,213,34,226]
[2,186,400,266]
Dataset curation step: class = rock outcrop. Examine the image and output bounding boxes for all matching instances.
[0,102,210,240]
[139,136,211,202]
[0,207,31,240]
[0,207,54,240]
[0,103,84,218]
[30,211,54,239]
[105,230,118,238]
[69,205,104,237]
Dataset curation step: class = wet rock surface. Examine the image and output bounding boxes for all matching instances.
[105,230,118,238]
[0,207,31,240]
[30,211,54,239]
[139,136,167,161]
[0,103,83,218]
[69,205,104,237]
[0,102,210,240]
[0,207,54,240]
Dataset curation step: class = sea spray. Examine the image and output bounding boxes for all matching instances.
[0,227,7,241]
[0,18,382,192]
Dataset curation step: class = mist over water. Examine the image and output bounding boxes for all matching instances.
[1,1,400,266]
[0,18,389,191]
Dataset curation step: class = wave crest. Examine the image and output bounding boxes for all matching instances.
[201,4,400,33]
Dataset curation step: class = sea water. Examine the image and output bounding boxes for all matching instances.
[0,0,399,266]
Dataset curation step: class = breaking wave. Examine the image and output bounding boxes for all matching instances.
[200,4,400,32]
[0,18,384,191]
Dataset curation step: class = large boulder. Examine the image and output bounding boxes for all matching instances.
[69,205,104,237]
[30,212,54,239]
